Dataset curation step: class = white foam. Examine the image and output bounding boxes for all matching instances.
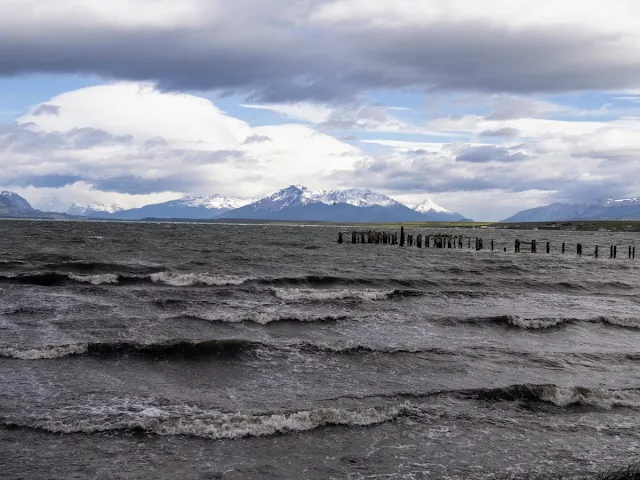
[507,316,570,329]
[537,385,640,410]
[11,402,417,439]
[274,288,390,302]
[68,273,119,285]
[0,343,88,359]
[149,272,251,287]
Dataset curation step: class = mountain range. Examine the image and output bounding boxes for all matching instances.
[62,185,470,222]
[502,198,640,222]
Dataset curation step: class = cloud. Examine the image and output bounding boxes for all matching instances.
[1,1,640,101]
[0,83,366,205]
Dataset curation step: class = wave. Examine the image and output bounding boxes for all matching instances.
[0,402,420,440]
[148,272,252,287]
[5,383,640,440]
[273,288,423,302]
[0,339,265,360]
[180,312,348,326]
[0,272,254,287]
[461,384,640,410]
[439,314,640,330]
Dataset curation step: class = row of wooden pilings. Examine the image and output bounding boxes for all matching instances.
[337,227,637,258]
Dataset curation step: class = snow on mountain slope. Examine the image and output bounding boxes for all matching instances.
[247,185,401,210]
[165,195,255,210]
[222,185,470,222]
[315,188,400,208]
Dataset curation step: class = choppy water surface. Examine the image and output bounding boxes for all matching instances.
[2,220,640,479]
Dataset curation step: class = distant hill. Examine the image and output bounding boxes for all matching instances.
[68,196,254,220]
[502,198,640,222]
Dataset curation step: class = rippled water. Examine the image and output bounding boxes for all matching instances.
[2,220,640,479]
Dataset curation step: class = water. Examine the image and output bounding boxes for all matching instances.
[1,220,640,479]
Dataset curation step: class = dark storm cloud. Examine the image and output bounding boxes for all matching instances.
[479,127,520,138]
[0,124,132,151]
[1,4,640,101]
[456,146,529,163]
[243,134,272,144]
[93,176,201,195]
[32,105,60,116]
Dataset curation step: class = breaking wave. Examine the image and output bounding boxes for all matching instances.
[179,311,348,326]
[0,339,266,360]
[461,384,640,410]
[273,288,424,302]
[1,402,419,440]
[441,315,640,330]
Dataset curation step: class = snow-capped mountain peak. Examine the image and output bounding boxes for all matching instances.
[0,191,33,211]
[414,198,452,214]
[262,185,401,209]
[314,188,400,208]
[67,203,124,215]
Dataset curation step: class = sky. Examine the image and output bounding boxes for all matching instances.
[2,1,640,220]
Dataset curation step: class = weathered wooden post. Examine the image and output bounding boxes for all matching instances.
[562,242,565,254]
[400,227,405,247]
[546,242,550,254]
[595,245,598,258]
[338,232,343,244]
